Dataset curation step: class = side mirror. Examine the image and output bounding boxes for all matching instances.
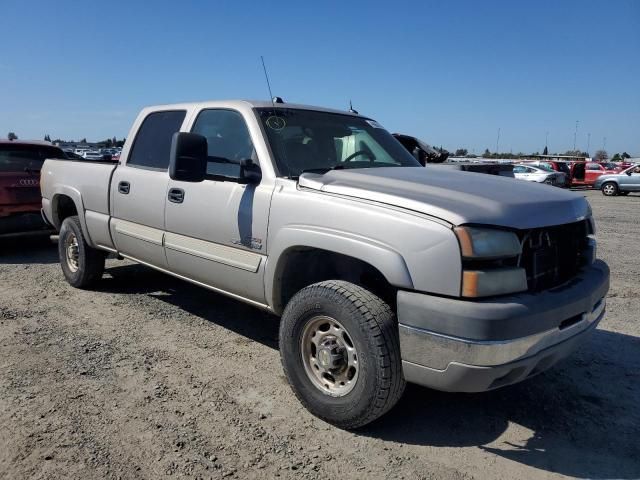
[169,132,208,182]
[238,158,262,184]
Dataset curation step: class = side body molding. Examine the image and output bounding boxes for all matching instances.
[265,225,414,313]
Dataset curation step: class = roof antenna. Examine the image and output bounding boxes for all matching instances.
[260,56,281,107]
[349,100,358,114]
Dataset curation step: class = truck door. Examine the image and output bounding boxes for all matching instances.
[164,108,272,304]
[110,110,187,268]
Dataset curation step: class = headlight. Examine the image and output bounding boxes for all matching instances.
[454,226,521,259]
[455,226,527,297]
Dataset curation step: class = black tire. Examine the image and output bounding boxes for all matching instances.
[58,216,105,288]
[601,182,618,196]
[279,280,405,429]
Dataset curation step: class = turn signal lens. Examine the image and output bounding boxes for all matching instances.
[462,268,527,297]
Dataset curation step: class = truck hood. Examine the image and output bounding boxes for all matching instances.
[298,167,591,229]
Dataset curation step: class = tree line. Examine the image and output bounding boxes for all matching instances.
[452,146,632,162]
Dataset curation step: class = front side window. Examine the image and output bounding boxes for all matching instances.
[191,109,255,178]
[0,144,65,172]
[128,110,186,169]
[256,108,420,177]
[586,163,601,171]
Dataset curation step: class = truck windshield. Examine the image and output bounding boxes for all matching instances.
[256,108,421,177]
[0,144,65,172]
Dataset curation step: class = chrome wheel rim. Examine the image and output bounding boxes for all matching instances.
[603,184,615,195]
[301,316,359,396]
[64,232,80,272]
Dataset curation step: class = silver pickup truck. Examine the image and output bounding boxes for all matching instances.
[41,100,609,429]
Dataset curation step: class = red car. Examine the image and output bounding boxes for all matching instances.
[0,140,64,237]
[570,161,618,187]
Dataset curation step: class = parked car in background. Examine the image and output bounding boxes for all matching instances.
[521,160,571,186]
[82,150,113,161]
[594,164,640,196]
[570,161,618,187]
[513,164,566,186]
[0,140,64,236]
[393,134,449,164]
[612,161,634,171]
[64,150,85,160]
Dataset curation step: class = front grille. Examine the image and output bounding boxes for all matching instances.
[517,220,589,291]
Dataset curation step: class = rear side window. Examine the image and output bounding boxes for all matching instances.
[127,110,186,169]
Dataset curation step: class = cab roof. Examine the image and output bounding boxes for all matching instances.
[143,99,360,117]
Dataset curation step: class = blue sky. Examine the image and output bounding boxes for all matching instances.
[1,0,638,155]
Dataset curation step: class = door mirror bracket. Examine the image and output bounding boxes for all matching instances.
[238,158,262,184]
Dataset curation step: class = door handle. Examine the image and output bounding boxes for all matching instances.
[118,181,130,194]
[168,188,184,204]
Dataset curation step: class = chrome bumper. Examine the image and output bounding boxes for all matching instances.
[402,298,604,370]
[398,261,609,392]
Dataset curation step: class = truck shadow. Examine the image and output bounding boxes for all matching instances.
[98,263,639,479]
[0,236,58,264]
[99,263,280,349]
[362,328,640,479]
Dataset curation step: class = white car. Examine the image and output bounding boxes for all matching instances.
[81,150,104,160]
[513,164,566,186]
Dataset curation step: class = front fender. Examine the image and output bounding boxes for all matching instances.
[265,225,414,312]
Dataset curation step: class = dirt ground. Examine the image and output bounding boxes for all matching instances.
[1,190,638,480]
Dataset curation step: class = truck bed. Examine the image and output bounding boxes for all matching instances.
[41,159,118,248]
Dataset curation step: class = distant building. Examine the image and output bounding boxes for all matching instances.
[523,154,591,162]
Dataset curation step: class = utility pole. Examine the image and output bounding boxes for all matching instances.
[573,120,579,151]
[496,128,501,154]
[587,133,591,155]
[545,131,549,149]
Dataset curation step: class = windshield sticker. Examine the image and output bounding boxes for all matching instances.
[266,116,286,131]
[365,119,384,129]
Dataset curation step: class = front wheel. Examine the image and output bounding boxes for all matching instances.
[601,182,618,196]
[279,280,405,429]
[58,216,106,288]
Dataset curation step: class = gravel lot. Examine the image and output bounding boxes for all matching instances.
[1,190,638,480]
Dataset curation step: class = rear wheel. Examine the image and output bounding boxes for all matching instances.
[279,280,405,429]
[601,182,618,196]
[58,216,105,288]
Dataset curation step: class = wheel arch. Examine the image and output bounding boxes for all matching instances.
[265,227,414,314]
[50,188,94,246]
